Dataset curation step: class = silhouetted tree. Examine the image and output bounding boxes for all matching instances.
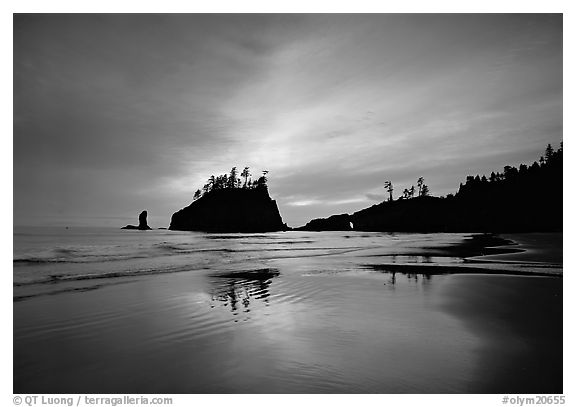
[421,184,430,197]
[545,144,554,162]
[403,185,416,199]
[417,177,424,196]
[241,167,251,188]
[384,180,393,202]
[254,176,267,189]
[257,171,269,188]
[193,189,202,200]
[213,175,225,190]
[503,166,519,180]
[519,164,528,174]
[228,167,238,188]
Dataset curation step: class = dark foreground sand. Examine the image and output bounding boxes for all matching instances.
[438,274,562,393]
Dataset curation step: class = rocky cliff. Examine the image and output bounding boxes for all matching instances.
[169,187,287,232]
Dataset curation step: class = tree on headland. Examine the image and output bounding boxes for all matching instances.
[545,143,554,163]
[241,167,251,188]
[384,180,394,202]
[421,184,430,197]
[228,167,238,189]
[193,189,202,200]
[402,185,416,199]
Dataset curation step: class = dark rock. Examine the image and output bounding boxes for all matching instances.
[138,210,151,230]
[122,210,152,230]
[296,214,352,231]
[169,187,286,232]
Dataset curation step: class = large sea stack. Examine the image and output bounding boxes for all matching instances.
[169,187,287,232]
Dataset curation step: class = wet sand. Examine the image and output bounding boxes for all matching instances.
[13,232,563,393]
[438,274,562,393]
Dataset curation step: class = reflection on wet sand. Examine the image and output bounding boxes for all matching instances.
[386,271,432,286]
[209,268,279,315]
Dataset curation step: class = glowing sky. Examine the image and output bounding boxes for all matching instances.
[14,14,562,227]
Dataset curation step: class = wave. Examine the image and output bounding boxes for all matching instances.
[13,266,282,302]
[14,264,199,287]
[13,244,374,288]
[13,244,373,265]
[13,280,136,302]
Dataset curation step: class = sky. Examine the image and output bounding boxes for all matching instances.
[13,14,563,228]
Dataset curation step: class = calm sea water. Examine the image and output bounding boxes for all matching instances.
[13,227,562,393]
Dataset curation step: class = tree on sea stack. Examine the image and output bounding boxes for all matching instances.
[417,177,424,196]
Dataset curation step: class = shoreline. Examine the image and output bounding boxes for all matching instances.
[365,232,562,277]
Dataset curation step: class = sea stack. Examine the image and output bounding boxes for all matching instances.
[122,210,152,230]
[169,187,286,232]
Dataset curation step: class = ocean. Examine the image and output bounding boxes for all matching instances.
[13,227,563,393]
